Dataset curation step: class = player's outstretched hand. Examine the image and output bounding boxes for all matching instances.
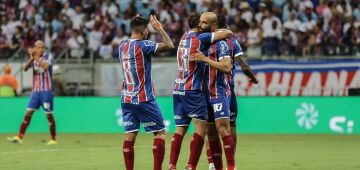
[150,15,163,32]
[189,49,206,62]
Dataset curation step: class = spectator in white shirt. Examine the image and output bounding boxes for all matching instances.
[88,21,103,52]
[61,2,76,18]
[66,29,85,58]
[284,12,302,31]
[262,9,282,37]
[71,5,85,30]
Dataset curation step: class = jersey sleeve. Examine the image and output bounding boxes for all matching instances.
[45,54,54,65]
[139,40,158,55]
[217,40,231,60]
[198,32,214,45]
[232,38,244,58]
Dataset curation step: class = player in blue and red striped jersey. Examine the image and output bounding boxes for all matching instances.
[119,15,174,170]
[169,12,233,170]
[218,15,258,152]
[7,40,57,145]
[203,15,259,170]
[190,12,237,170]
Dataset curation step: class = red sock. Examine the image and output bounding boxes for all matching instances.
[222,135,235,169]
[18,115,32,139]
[187,133,204,169]
[47,114,56,140]
[123,140,135,170]
[169,133,184,166]
[153,138,165,170]
[206,148,214,164]
[209,139,223,170]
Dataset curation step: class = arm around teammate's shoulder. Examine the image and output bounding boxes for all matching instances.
[213,29,233,42]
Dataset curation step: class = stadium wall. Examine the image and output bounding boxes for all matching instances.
[0,97,359,134]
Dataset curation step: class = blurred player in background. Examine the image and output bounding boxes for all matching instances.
[7,40,57,145]
[169,12,233,170]
[190,12,237,170]
[119,15,174,170]
[204,15,259,170]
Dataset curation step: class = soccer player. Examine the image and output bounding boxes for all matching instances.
[118,15,174,170]
[7,40,57,145]
[204,15,259,170]
[169,12,233,170]
[190,12,236,170]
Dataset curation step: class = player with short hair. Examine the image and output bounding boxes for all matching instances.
[7,40,57,145]
[204,15,259,170]
[169,12,233,170]
[119,15,174,170]
[190,12,237,170]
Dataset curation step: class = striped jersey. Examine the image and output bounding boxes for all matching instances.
[226,37,243,87]
[205,40,231,99]
[118,39,157,103]
[32,54,53,92]
[174,31,214,91]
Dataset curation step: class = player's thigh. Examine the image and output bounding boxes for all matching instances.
[173,92,192,126]
[137,100,165,133]
[40,91,54,114]
[121,102,141,133]
[183,91,208,121]
[27,92,41,111]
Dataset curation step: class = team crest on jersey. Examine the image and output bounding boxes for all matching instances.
[220,41,228,55]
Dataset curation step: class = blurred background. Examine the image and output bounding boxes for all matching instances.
[0,1,359,169]
[0,0,359,97]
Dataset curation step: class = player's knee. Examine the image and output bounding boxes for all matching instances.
[154,130,166,139]
[175,126,188,136]
[217,125,230,137]
[25,110,34,117]
[125,132,138,142]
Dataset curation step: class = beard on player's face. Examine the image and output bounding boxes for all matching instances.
[199,26,211,33]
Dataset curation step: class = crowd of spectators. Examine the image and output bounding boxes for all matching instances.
[0,0,360,60]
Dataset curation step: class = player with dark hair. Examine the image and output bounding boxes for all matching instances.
[118,15,174,170]
[169,12,233,170]
[190,12,252,170]
[204,15,258,170]
[7,40,57,145]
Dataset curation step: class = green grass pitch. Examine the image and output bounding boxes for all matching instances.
[1,134,360,170]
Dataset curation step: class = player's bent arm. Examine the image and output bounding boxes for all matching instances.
[155,29,175,53]
[235,55,258,84]
[205,57,232,74]
[23,58,34,72]
[190,50,232,74]
[213,30,233,42]
[34,57,51,70]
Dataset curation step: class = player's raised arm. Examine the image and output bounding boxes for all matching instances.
[212,29,233,42]
[149,15,174,53]
[190,49,232,74]
[24,48,34,72]
[235,55,258,84]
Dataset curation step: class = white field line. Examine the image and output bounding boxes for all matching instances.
[0,145,176,155]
